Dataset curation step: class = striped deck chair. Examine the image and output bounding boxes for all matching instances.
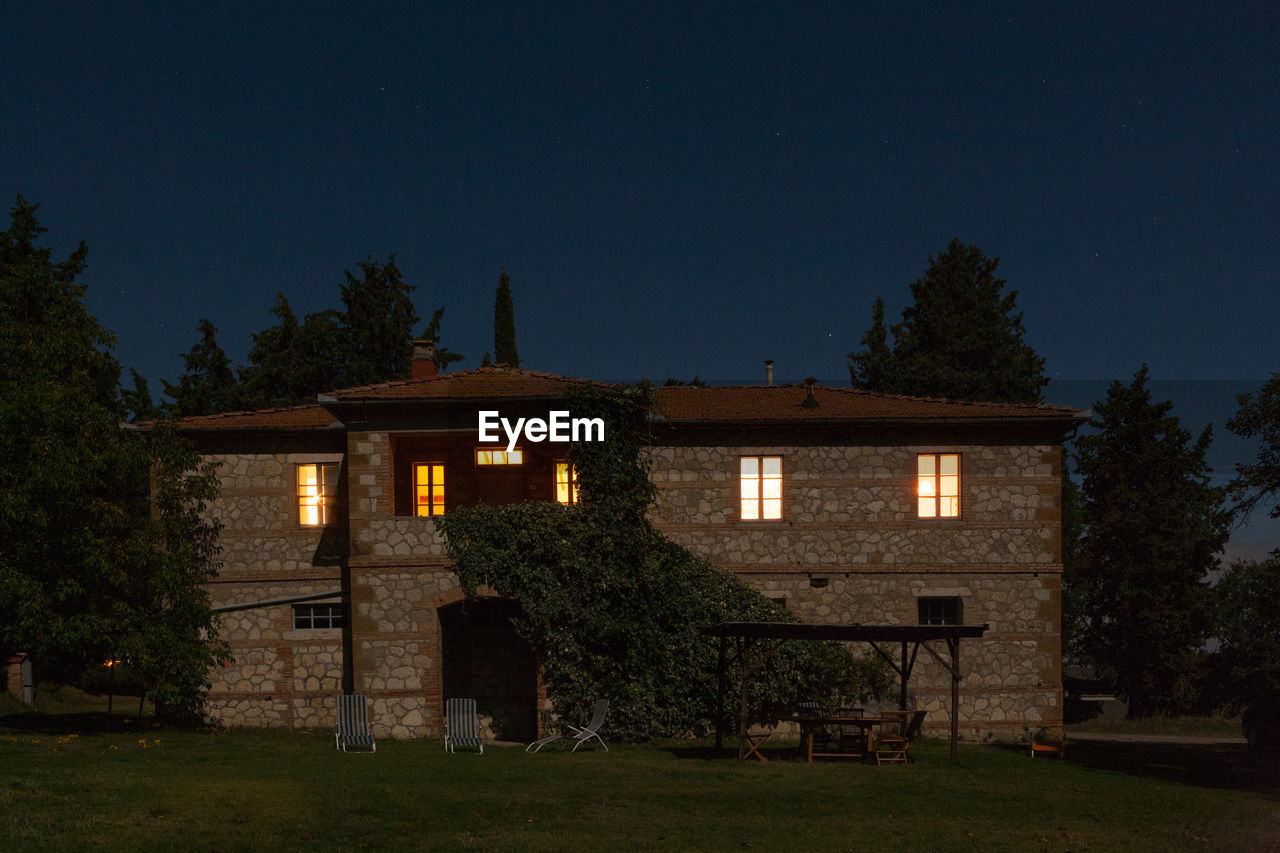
[444,697,484,754]
[335,694,376,753]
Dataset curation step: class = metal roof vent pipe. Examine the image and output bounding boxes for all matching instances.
[802,376,819,408]
[765,360,774,386]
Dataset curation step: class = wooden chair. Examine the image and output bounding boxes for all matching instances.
[835,707,868,757]
[740,726,773,761]
[875,710,927,765]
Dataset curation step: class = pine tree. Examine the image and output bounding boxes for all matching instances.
[238,293,346,408]
[339,255,419,386]
[161,319,240,416]
[847,240,1047,403]
[848,296,893,391]
[493,270,520,367]
[1227,373,1280,520]
[1068,367,1231,716]
[422,306,465,373]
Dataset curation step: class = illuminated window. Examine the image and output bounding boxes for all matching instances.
[917,453,960,518]
[740,456,783,520]
[554,461,579,505]
[414,463,446,517]
[475,448,523,465]
[298,462,339,526]
[293,603,345,630]
[918,596,963,626]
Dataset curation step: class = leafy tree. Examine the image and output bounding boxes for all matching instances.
[1227,373,1280,520]
[848,239,1047,404]
[161,319,240,417]
[1068,367,1231,716]
[0,195,226,715]
[493,270,519,367]
[338,255,419,386]
[121,367,162,423]
[439,383,889,739]
[1208,551,1280,705]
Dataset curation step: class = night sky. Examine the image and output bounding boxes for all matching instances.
[4,3,1278,550]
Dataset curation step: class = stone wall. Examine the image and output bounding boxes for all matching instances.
[649,442,1063,741]
[200,430,1064,743]
[201,448,348,730]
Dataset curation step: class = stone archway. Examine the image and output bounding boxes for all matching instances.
[438,598,538,742]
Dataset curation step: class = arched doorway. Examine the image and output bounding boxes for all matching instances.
[439,598,538,742]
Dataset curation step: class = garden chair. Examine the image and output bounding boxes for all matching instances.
[527,700,611,752]
[875,709,926,765]
[795,701,836,759]
[565,699,610,751]
[334,694,376,753]
[1028,727,1066,759]
[444,697,484,754]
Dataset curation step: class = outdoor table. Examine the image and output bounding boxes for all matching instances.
[789,715,883,762]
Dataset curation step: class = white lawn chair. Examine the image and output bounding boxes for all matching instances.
[527,699,611,752]
[566,699,609,752]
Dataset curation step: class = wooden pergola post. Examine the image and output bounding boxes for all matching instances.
[699,622,987,764]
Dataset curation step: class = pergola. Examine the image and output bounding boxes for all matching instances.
[699,621,989,763]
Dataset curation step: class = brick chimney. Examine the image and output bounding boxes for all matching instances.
[412,339,439,380]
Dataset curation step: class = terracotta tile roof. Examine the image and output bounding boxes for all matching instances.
[651,383,1083,423]
[319,365,615,401]
[137,404,340,431]
[144,370,1083,431]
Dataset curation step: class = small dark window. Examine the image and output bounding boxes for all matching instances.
[293,603,345,630]
[768,596,788,609]
[917,596,963,626]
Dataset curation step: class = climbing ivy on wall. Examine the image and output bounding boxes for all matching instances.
[438,383,890,740]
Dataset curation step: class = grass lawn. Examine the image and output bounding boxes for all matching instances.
[2,712,1278,852]
[1069,714,1244,739]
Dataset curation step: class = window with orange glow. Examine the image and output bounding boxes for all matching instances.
[917,453,960,518]
[554,461,579,505]
[414,463,446,517]
[297,462,339,526]
[475,448,523,465]
[740,456,783,520]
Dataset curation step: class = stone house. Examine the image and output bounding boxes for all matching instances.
[166,347,1084,742]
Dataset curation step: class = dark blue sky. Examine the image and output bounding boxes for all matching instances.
[4,3,1279,552]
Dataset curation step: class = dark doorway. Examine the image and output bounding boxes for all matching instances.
[439,598,538,742]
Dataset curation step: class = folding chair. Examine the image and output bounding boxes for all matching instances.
[334,694,376,753]
[875,709,927,765]
[444,697,484,754]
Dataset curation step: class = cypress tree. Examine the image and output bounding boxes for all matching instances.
[493,270,520,367]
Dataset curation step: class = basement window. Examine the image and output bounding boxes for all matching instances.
[293,603,345,630]
[297,462,339,526]
[917,596,963,626]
